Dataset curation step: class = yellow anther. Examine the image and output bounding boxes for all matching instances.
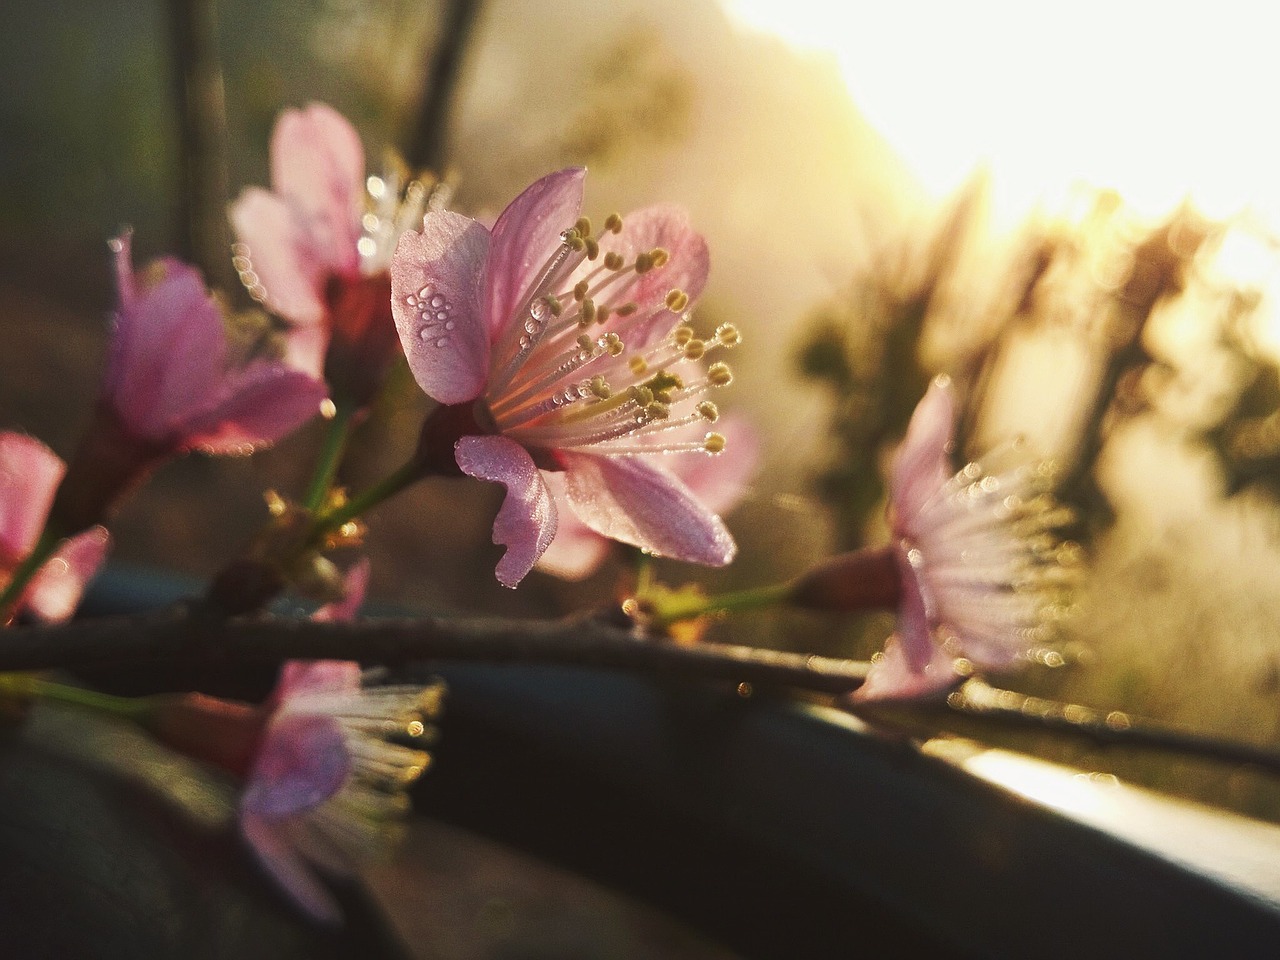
[683,339,706,360]
[576,333,595,350]
[575,216,592,236]
[580,298,597,324]
[707,362,733,387]
[264,489,288,517]
[589,375,612,399]
[645,402,670,421]
[715,322,741,346]
[604,212,623,233]
[634,252,654,274]
[574,279,590,301]
[704,433,726,454]
[665,289,689,312]
[629,355,649,375]
[605,332,625,356]
[673,325,695,346]
[597,304,612,325]
[616,301,638,316]
[584,236,600,261]
[632,386,655,406]
[604,251,625,271]
[650,247,670,267]
[545,295,562,317]
[319,397,338,419]
[568,234,586,252]
[696,400,720,422]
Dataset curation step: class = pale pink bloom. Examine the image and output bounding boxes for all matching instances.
[241,564,442,923]
[855,376,1071,702]
[0,432,108,622]
[537,414,759,579]
[391,167,741,586]
[48,234,327,534]
[104,231,327,454]
[230,103,429,400]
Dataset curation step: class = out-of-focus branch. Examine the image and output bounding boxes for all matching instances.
[0,610,870,695]
[404,0,484,172]
[165,0,235,294]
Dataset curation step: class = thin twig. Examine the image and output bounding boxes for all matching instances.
[0,609,870,695]
[404,0,484,172]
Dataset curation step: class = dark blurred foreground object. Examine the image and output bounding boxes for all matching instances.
[1,564,1278,959]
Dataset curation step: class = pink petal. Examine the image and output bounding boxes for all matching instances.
[391,212,491,405]
[891,376,956,537]
[229,187,328,326]
[560,453,736,567]
[23,526,110,623]
[454,435,557,587]
[590,203,710,348]
[312,560,371,623]
[242,813,342,924]
[179,364,327,454]
[106,257,229,439]
[269,103,363,275]
[852,632,959,703]
[668,414,758,515]
[276,660,362,701]
[281,321,329,379]
[0,432,63,562]
[483,168,585,344]
[534,473,611,580]
[244,713,351,818]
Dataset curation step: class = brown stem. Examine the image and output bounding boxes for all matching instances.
[403,0,484,171]
[0,608,871,695]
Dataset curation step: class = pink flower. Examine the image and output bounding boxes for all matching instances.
[391,167,741,587]
[0,432,109,623]
[857,376,1072,701]
[48,234,327,533]
[537,413,760,579]
[230,103,430,405]
[240,659,441,923]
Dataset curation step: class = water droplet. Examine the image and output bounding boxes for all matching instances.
[405,295,418,306]
[419,329,433,342]
[444,321,455,331]
[435,310,448,321]
[525,316,541,334]
[518,335,531,349]
[429,294,445,308]
[435,337,449,348]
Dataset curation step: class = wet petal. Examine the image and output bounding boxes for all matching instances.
[560,453,735,566]
[23,526,110,623]
[483,167,585,344]
[534,473,611,580]
[269,103,363,275]
[312,560,371,624]
[667,414,758,515]
[230,187,328,326]
[852,632,959,703]
[455,435,557,587]
[392,212,491,404]
[276,660,363,700]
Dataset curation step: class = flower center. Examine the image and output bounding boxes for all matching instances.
[485,214,739,460]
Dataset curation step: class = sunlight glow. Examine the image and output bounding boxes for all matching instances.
[724,1,1280,229]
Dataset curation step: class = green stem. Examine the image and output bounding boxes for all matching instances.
[0,529,61,624]
[301,403,357,512]
[650,581,795,626]
[308,456,425,547]
[0,673,148,719]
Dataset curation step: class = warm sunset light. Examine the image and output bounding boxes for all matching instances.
[725,1,1280,228]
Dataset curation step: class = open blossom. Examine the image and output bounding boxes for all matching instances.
[230,102,432,405]
[240,658,442,923]
[792,376,1075,702]
[537,414,760,580]
[0,432,108,623]
[391,167,740,587]
[48,233,327,533]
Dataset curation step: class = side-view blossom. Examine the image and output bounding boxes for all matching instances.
[230,102,434,407]
[391,167,741,587]
[537,413,760,580]
[0,432,109,623]
[791,376,1076,701]
[49,233,327,534]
